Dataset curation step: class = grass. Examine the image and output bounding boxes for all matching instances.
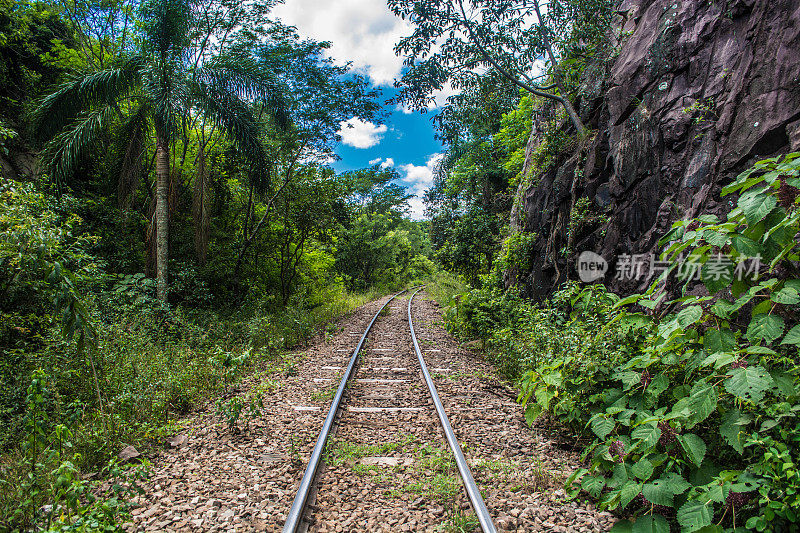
[443,510,481,533]
[425,272,468,308]
[326,435,488,530]
[310,383,338,402]
[0,283,403,530]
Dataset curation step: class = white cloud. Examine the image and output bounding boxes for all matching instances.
[399,153,444,220]
[396,82,460,114]
[337,117,388,149]
[369,157,382,165]
[272,0,411,86]
[407,196,427,220]
[380,158,394,169]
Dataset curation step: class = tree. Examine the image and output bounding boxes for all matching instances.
[33,0,288,302]
[341,166,412,219]
[390,0,613,134]
[226,23,383,288]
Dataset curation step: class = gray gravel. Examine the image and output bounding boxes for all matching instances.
[124,293,617,532]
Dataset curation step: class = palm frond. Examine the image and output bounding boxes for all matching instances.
[143,62,190,141]
[115,105,151,210]
[33,56,144,142]
[190,81,271,192]
[42,106,116,188]
[196,54,290,130]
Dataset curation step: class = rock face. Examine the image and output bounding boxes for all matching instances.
[511,0,800,299]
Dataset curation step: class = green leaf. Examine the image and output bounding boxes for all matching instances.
[674,382,717,428]
[781,324,800,346]
[700,351,736,369]
[770,370,798,397]
[739,189,777,225]
[631,515,669,533]
[746,313,785,344]
[581,474,606,498]
[731,234,762,257]
[609,462,629,488]
[663,472,691,494]
[704,329,736,353]
[591,416,615,439]
[677,433,707,467]
[615,371,643,390]
[524,404,542,426]
[615,294,642,307]
[620,480,643,508]
[646,374,669,398]
[632,457,654,481]
[677,500,714,530]
[771,287,800,304]
[720,408,751,454]
[710,298,736,319]
[676,305,703,328]
[609,520,633,533]
[642,479,675,506]
[534,386,556,410]
[724,365,774,403]
[632,424,662,449]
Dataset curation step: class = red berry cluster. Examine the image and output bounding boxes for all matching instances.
[658,421,677,445]
[726,491,753,511]
[777,176,799,210]
[731,358,748,369]
[640,369,652,388]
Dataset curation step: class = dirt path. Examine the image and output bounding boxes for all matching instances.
[126,292,615,532]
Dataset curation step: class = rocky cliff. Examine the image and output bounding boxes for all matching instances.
[510,0,800,299]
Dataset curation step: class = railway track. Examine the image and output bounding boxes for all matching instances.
[282,288,497,533]
[129,291,617,531]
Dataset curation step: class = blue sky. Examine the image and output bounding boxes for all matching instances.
[272,0,452,219]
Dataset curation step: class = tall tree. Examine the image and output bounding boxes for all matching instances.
[390,0,613,134]
[227,23,383,286]
[34,0,288,302]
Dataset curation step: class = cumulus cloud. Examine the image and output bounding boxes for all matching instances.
[338,118,388,149]
[380,158,394,168]
[399,153,444,219]
[369,157,382,165]
[272,0,412,86]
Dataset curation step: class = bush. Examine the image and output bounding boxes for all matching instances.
[446,153,800,532]
[521,153,800,531]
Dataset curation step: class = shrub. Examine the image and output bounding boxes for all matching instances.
[521,153,800,531]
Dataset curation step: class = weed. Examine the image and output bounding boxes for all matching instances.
[310,383,337,402]
[442,509,480,533]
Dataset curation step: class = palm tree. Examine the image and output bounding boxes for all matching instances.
[33,0,287,302]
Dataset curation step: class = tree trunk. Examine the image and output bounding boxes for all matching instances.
[155,138,170,302]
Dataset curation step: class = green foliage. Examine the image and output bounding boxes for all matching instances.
[2,370,148,531]
[390,0,613,128]
[335,213,433,291]
[498,231,538,273]
[444,153,800,531]
[494,92,535,180]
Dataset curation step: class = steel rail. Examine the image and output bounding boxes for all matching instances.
[407,287,498,533]
[282,288,409,533]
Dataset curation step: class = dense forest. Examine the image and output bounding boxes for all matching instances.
[2,0,799,531]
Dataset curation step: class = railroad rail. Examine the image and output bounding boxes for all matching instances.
[282,287,497,533]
